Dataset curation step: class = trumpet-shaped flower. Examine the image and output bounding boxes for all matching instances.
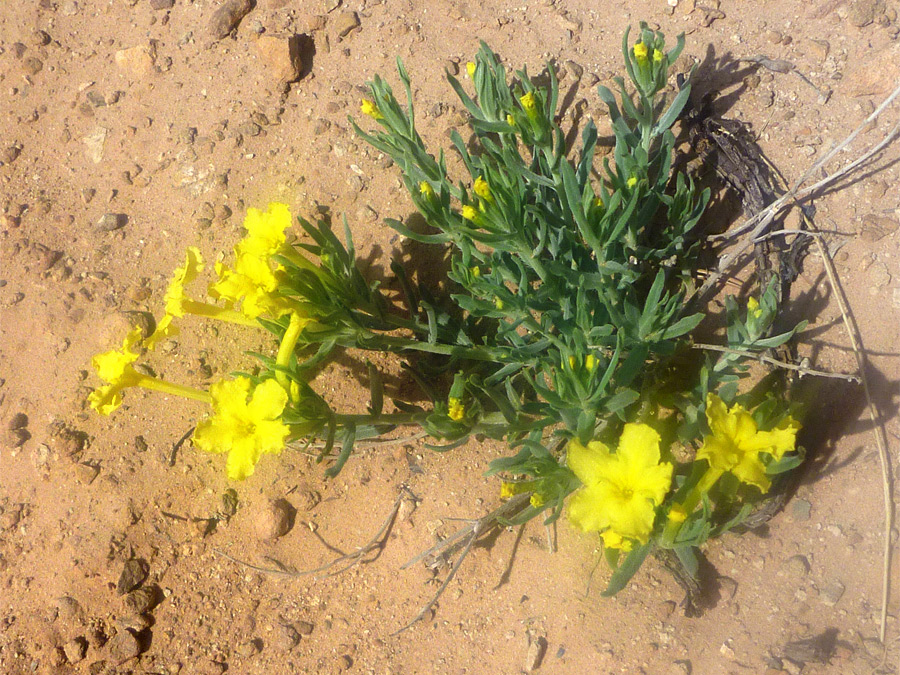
[238,202,292,258]
[567,424,673,548]
[697,393,800,493]
[193,377,290,480]
[146,247,204,350]
[88,327,145,415]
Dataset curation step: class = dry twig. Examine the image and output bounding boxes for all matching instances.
[393,493,532,635]
[691,342,861,383]
[214,487,412,578]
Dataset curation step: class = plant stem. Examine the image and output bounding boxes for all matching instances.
[661,466,724,545]
[134,373,212,405]
[275,312,307,393]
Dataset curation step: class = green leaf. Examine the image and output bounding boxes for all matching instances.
[602,541,652,596]
[673,544,699,579]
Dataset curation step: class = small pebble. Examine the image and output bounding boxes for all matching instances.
[819,580,845,607]
[253,498,295,540]
[63,637,87,664]
[334,11,360,37]
[107,629,141,663]
[123,587,157,614]
[524,634,548,672]
[96,213,127,232]
[270,623,300,652]
[790,499,811,522]
[208,0,253,39]
[116,558,148,595]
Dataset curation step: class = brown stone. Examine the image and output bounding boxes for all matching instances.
[256,35,303,83]
[114,44,157,78]
[208,0,253,39]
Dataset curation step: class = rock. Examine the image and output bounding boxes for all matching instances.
[781,554,810,577]
[848,0,880,26]
[82,126,109,164]
[115,613,151,632]
[63,637,88,664]
[114,44,157,78]
[123,587,157,614]
[295,620,314,636]
[253,498,295,540]
[208,0,253,39]
[50,424,87,459]
[74,462,100,485]
[1,145,22,165]
[270,623,300,652]
[56,596,85,623]
[6,413,28,430]
[23,57,43,76]
[107,629,141,664]
[808,39,830,61]
[0,505,22,531]
[116,558,149,595]
[96,213,128,232]
[819,580,845,607]
[256,35,303,84]
[789,498,811,522]
[860,214,898,242]
[32,30,52,46]
[150,0,175,8]
[235,639,261,657]
[334,11,360,38]
[524,634,548,672]
[2,427,30,448]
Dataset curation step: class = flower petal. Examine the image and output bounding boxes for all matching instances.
[247,379,289,421]
[567,486,611,532]
[567,438,611,487]
[618,423,661,467]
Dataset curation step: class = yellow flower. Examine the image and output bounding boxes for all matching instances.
[519,91,537,117]
[600,529,632,552]
[461,205,480,223]
[473,176,494,204]
[448,397,465,421]
[697,393,800,493]
[146,247,204,350]
[667,504,687,523]
[567,424,673,546]
[193,377,290,480]
[626,176,638,188]
[466,61,476,78]
[506,114,515,127]
[568,355,577,370]
[470,266,481,278]
[747,297,763,320]
[530,492,546,508]
[419,181,435,200]
[238,202,291,259]
[493,297,504,310]
[585,354,597,372]
[210,252,289,319]
[594,196,604,208]
[653,48,664,63]
[500,480,531,499]
[633,41,649,65]
[360,99,383,120]
[88,327,145,415]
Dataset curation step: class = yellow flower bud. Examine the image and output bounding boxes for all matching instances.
[529,493,546,508]
[419,181,435,200]
[633,42,649,65]
[466,61,476,78]
[448,397,465,421]
[473,176,494,204]
[519,91,538,119]
[747,297,763,319]
[360,99,383,120]
[668,504,687,524]
[568,355,577,370]
[653,48,664,63]
[461,205,479,222]
[494,297,504,310]
[594,196,604,208]
[626,176,638,188]
[506,113,515,127]
[585,354,597,372]
[470,266,481,278]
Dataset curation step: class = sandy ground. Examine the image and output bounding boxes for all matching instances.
[2,0,900,673]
